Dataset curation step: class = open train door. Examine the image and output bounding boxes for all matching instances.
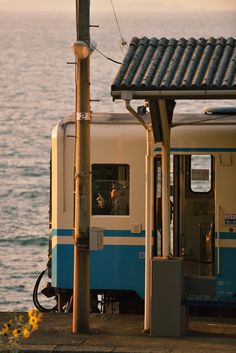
[173,154,215,277]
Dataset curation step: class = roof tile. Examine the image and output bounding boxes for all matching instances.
[111,36,236,93]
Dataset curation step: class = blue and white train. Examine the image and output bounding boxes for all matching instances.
[35,109,236,313]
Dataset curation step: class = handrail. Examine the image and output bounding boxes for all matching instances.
[216,205,221,275]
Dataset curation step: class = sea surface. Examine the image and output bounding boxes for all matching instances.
[0,10,236,311]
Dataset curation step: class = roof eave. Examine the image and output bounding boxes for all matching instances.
[111,89,236,100]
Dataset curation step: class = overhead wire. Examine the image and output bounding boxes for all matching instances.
[110,0,128,52]
[89,41,122,64]
[87,0,128,64]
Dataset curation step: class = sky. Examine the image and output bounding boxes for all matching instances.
[0,0,236,13]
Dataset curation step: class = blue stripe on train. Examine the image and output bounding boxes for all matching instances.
[218,232,236,239]
[216,247,236,296]
[51,229,73,236]
[51,229,235,239]
[52,244,74,289]
[51,228,145,238]
[154,147,236,153]
[52,243,145,299]
[51,230,236,297]
[216,232,236,296]
[91,245,145,297]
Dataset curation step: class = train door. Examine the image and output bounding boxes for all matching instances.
[180,155,215,276]
[154,154,215,277]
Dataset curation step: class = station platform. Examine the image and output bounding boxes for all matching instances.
[0,312,236,353]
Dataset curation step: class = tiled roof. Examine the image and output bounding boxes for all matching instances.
[111,37,236,96]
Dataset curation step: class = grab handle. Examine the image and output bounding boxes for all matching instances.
[216,204,221,275]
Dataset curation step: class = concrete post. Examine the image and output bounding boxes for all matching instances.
[72,0,90,334]
[151,257,187,336]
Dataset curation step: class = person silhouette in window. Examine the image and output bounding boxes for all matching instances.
[110,182,129,215]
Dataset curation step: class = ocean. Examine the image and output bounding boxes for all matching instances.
[0,9,235,311]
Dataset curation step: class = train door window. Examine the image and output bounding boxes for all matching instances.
[154,156,174,256]
[184,155,215,276]
[92,164,129,216]
[190,155,212,193]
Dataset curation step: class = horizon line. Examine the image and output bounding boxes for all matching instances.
[0,8,236,13]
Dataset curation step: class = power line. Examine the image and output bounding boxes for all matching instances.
[89,42,122,65]
[110,0,128,52]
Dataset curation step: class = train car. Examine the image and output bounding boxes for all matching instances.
[34,109,236,313]
[48,112,147,313]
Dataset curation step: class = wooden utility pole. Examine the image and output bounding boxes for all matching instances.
[72,0,90,333]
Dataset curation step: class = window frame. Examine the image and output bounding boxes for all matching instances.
[189,154,213,194]
[91,163,130,216]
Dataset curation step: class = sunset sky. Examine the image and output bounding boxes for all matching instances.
[0,0,236,12]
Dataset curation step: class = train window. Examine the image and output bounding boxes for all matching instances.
[190,155,212,193]
[92,164,130,216]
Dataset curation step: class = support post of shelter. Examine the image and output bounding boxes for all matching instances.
[144,127,153,332]
[124,99,153,332]
[158,99,171,258]
[150,99,186,337]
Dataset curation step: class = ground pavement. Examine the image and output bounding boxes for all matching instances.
[0,312,235,353]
